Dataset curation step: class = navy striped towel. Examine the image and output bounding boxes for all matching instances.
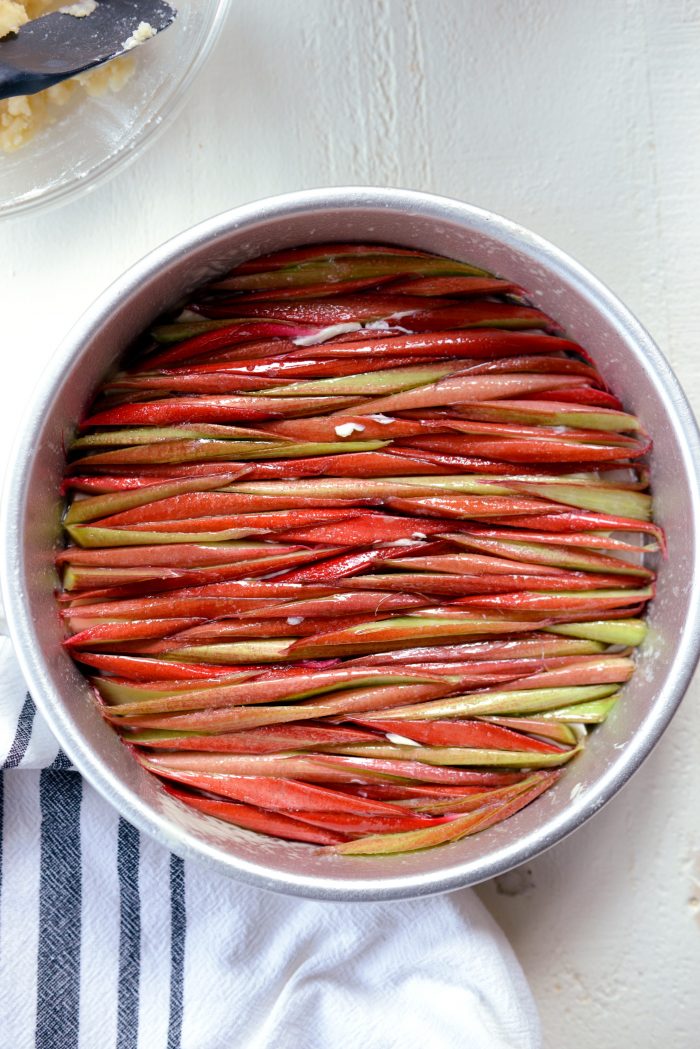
[0,636,541,1049]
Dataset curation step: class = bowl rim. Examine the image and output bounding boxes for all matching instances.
[4,186,700,900]
[0,0,232,221]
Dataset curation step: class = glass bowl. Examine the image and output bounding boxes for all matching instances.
[0,1,230,219]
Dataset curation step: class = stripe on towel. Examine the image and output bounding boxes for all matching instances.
[35,770,83,1049]
[167,855,186,1049]
[117,818,141,1049]
[50,749,73,770]
[3,694,35,769]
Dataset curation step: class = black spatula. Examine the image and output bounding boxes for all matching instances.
[0,1,176,100]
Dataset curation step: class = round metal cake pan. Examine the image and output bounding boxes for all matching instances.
[3,187,700,900]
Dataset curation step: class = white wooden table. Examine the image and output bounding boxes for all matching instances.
[2,3,699,1045]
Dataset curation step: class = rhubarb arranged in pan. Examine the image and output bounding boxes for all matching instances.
[56,242,660,855]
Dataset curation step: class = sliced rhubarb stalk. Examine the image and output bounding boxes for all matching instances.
[92,674,253,705]
[545,619,648,645]
[335,783,498,801]
[148,748,527,787]
[130,640,294,664]
[93,508,371,534]
[141,764,429,816]
[447,529,656,555]
[101,671,446,716]
[145,755,376,788]
[70,424,286,447]
[70,579,330,598]
[142,750,425,788]
[55,542,314,569]
[63,526,255,547]
[103,373,305,395]
[340,572,638,598]
[209,275,401,301]
[111,683,456,732]
[102,372,302,394]
[482,717,579,746]
[64,471,244,525]
[443,534,653,577]
[501,481,651,520]
[481,655,634,691]
[64,466,258,492]
[382,276,522,297]
[153,613,409,642]
[227,476,508,499]
[530,387,624,409]
[450,587,652,613]
[333,771,560,853]
[348,655,604,678]
[158,353,437,379]
[237,591,426,619]
[288,330,583,361]
[532,696,619,723]
[63,549,344,596]
[72,652,247,680]
[388,303,561,334]
[272,544,429,583]
[128,723,379,753]
[290,614,551,651]
[70,437,385,469]
[162,786,348,845]
[359,683,620,721]
[277,514,446,546]
[222,244,440,275]
[65,594,291,623]
[352,718,564,753]
[446,399,641,432]
[197,299,558,332]
[202,254,490,293]
[64,619,205,648]
[185,293,447,322]
[62,566,189,592]
[452,354,602,382]
[332,374,583,416]
[93,491,378,528]
[394,470,651,494]
[260,363,458,397]
[388,447,640,475]
[275,809,450,835]
[401,434,650,465]
[384,493,559,518]
[398,782,537,815]
[107,679,451,721]
[382,553,642,583]
[143,318,328,360]
[67,508,363,548]
[317,742,578,769]
[399,422,643,450]
[464,508,662,543]
[71,451,439,482]
[382,550,566,576]
[303,754,529,786]
[256,415,456,443]
[80,398,370,430]
[348,635,604,665]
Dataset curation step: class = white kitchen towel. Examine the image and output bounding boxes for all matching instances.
[0,636,542,1049]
